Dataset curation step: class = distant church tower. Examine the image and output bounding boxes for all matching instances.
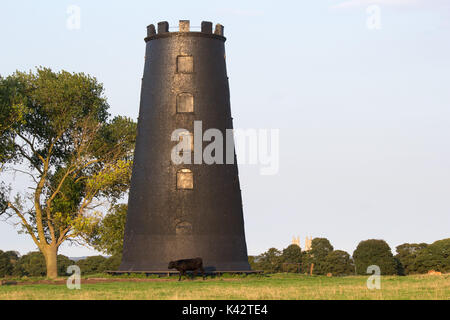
[119,21,251,272]
[305,236,313,251]
[292,236,312,251]
[292,236,301,247]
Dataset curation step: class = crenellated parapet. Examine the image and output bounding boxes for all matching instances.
[145,20,225,42]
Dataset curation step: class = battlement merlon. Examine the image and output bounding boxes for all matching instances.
[145,20,226,42]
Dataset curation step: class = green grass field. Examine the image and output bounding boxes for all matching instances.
[0,274,449,300]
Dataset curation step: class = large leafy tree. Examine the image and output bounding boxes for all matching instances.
[395,243,428,275]
[322,250,355,276]
[0,68,136,279]
[413,239,450,274]
[248,256,258,271]
[310,238,334,260]
[281,244,302,264]
[85,204,127,272]
[353,239,397,275]
[302,238,334,275]
[0,75,25,214]
[0,75,26,166]
[280,244,302,273]
[0,250,14,277]
[3,251,20,265]
[89,204,127,256]
[256,248,283,273]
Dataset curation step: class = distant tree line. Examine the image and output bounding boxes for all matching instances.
[1,237,449,278]
[249,238,450,276]
[77,202,450,277]
[0,250,121,277]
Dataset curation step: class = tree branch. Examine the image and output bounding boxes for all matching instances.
[7,202,41,250]
[16,131,45,164]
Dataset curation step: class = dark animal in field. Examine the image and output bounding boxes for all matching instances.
[168,258,206,281]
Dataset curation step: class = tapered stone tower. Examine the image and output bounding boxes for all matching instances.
[119,21,251,272]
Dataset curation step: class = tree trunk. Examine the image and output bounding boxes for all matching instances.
[43,246,58,279]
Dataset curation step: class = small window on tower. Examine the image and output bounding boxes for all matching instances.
[176,221,193,235]
[177,93,194,113]
[177,55,194,73]
[178,131,194,152]
[177,169,194,190]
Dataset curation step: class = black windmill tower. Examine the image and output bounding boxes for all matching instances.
[119,20,251,272]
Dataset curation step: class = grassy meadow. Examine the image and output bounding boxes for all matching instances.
[0,273,449,300]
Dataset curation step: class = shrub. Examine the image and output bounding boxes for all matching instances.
[58,255,75,276]
[102,254,122,272]
[13,252,46,277]
[76,256,108,275]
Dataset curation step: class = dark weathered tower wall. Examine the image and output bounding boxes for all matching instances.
[119,21,251,272]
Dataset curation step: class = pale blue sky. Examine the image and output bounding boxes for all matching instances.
[1,0,449,257]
